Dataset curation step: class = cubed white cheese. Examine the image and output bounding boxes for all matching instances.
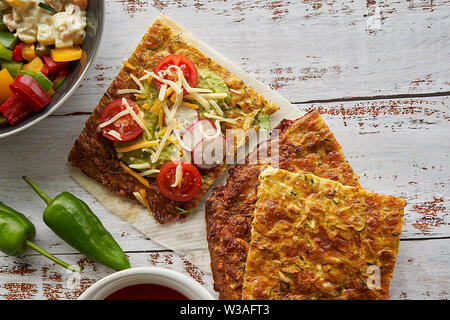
[37,24,55,46]
[2,12,17,33]
[53,4,86,48]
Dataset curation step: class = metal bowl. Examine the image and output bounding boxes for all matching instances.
[0,0,104,139]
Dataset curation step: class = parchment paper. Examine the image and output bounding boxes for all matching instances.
[70,14,304,274]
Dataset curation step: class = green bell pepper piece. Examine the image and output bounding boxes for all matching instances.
[2,60,23,78]
[18,70,53,92]
[52,75,65,90]
[0,200,82,272]
[23,176,131,271]
[0,32,18,50]
[0,42,12,61]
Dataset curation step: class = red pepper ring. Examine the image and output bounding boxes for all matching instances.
[9,75,52,112]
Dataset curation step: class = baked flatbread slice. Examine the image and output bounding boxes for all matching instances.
[206,110,360,299]
[69,15,278,224]
[242,167,405,300]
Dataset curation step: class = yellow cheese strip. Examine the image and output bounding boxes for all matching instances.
[157,127,167,137]
[133,191,146,206]
[138,189,151,213]
[158,109,164,128]
[115,141,158,153]
[151,87,174,113]
[124,61,136,70]
[119,162,151,189]
[167,135,179,146]
[169,94,199,110]
[182,101,199,110]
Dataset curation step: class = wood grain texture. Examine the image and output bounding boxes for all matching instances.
[0,98,448,300]
[0,251,214,300]
[51,0,450,115]
[0,0,449,300]
[1,97,447,246]
[0,239,448,300]
[298,96,450,238]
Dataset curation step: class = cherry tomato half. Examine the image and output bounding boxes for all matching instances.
[156,161,202,202]
[99,99,143,142]
[153,55,198,94]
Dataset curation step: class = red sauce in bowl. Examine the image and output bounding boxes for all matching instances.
[104,283,188,300]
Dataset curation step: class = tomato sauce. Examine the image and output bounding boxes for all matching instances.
[104,283,188,300]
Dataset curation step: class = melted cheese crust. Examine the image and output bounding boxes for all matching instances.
[242,168,405,300]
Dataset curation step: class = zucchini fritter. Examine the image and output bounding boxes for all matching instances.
[206,110,360,299]
[242,167,404,300]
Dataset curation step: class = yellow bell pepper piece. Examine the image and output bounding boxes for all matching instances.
[50,46,83,62]
[0,68,14,103]
[22,43,37,61]
[22,57,44,74]
[6,0,27,8]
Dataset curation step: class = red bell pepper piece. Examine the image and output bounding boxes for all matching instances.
[12,43,23,62]
[9,74,52,112]
[0,93,33,125]
[56,68,69,78]
[42,55,69,75]
[41,64,50,77]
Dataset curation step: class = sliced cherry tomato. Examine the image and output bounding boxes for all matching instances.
[153,55,198,94]
[156,161,202,202]
[99,99,143,142]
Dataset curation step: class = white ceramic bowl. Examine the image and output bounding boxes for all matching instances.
[78,267,215,300]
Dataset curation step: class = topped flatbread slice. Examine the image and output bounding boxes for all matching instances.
[242,167,405,300]
[69,15,278,224]
[205,110,360,299]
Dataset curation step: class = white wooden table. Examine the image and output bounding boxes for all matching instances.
[1,0,449,300]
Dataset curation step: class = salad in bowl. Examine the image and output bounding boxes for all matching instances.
[0,0,90,128]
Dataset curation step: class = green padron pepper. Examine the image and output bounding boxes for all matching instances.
[0,200,82,272]
[23,176,131,271]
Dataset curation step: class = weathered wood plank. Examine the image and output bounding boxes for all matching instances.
[0,251,215,300]
[299,96,450,238]
[1,0,449,301]
[390,238,450,300]
[0,115,156,256]
[2,96,448,246]
[52,0,450,117]
[0,238,449,300]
